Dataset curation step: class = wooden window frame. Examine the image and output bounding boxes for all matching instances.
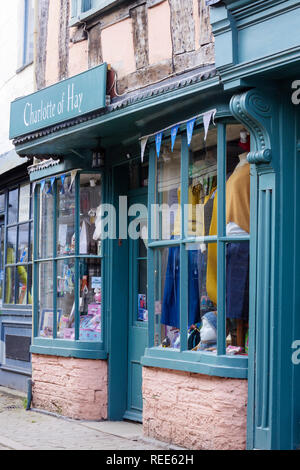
[31,170,107,360]
[142,119,250,378]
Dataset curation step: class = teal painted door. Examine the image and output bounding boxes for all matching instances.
[124,190,148,422]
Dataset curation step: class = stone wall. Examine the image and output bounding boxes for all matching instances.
[142,367,248,450]
[32,354,108,421]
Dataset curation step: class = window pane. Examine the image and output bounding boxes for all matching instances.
[138,259,147,322]
[6,227,17,264]
[129,160,149,190]
[8,189,18,225]
[24,0,34,65]
[226,124,250,237]
[16,265,28,305]
[189,243,217,353]
[57,175,75,256]
[38,262,54,337]
[80,174,101,255]
[0,194,5,213]
[154,247,181,348]
[27,264,32,305]
[79,258,102,341]
[155,139,181,240]
[18,223,29,262]
[38,183,54,259]
[226,241,249,355]
[5,267,15,304]
[30,222,33,261]
[18,184,30,222]
[0,225,4,307]
[57,258,76,340]
[189,128,217,238]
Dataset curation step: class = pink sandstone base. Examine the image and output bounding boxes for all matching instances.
[32,354,108,420]
[142,367,248,450]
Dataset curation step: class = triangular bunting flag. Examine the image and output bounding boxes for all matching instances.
[46,177,55,195]
[60,174,66,194]
[40,180,46,193]
[203,109,216,141]
[140,137,148,163]
[69,170,77,192]
[186,118,196,146]
[155,132,163,158]
[171,125,179,152]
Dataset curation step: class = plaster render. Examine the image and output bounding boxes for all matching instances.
[32,354,108,421]
[101,18,136,79]
[45,0,60,86]
[148,1,172,65]
[143,367,248,450]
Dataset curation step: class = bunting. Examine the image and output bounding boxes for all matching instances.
[69,170,78,192]
[155,132,163,158]
[60,174,66,194]
[171,125,179,152]
[203,109,216,141]
[139,108,217,161]
[186,118,196,146]
[140,137,148,163]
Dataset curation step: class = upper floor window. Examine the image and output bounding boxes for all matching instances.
[18,0,34,70]
[71,0,120,25]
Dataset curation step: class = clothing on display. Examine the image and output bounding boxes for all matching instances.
[226,241,249,320]
[226,161,250,234]
[161,241,200,329]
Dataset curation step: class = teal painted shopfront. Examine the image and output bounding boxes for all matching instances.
[7,0,300,450]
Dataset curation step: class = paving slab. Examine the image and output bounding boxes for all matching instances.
[0,390,165,450]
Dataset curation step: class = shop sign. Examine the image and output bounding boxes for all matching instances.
[9,63,107,139]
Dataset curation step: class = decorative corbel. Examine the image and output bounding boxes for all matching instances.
[230,89,274,164]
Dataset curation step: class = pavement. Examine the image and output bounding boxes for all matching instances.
[0,386,170,451]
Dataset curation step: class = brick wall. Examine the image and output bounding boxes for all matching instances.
[32,354,108,421]
[142,367,248,450]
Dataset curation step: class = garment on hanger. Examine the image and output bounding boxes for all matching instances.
[161,239,200,329]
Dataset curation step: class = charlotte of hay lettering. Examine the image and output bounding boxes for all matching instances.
[23,83,83,127]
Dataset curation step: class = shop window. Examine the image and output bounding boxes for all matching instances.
[147,121,250,373]
[71,0,118,25]
[34,171,103,348]
[0,203,5,309]
[2,184,33,306]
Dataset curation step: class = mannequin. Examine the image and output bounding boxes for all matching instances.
[225,130,250,348]
[206,129,250,350]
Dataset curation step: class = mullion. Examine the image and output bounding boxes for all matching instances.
[53,180,58,339]
[180,134,189,352]
[33,184,39,337]
[147,146,156,348]
[217,123,227,356]
[27,184,32,304]
[75,173,80,341]
[15,186,20,304]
